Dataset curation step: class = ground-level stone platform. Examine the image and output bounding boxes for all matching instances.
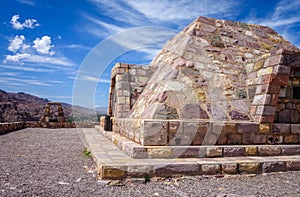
[96,126,300,159]
[83,128,300,180]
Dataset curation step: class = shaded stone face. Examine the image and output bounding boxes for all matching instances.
[181,103,209,119]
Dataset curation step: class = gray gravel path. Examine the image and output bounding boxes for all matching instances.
[0,128,299,197]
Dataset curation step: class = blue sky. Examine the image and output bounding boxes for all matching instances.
[0,0,300,109]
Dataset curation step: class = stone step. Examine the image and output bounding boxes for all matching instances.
[95,126,300,159]
[84,128,300,180]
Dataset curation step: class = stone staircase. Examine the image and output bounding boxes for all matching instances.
[82,126,300,180]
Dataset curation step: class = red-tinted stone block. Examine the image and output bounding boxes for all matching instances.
[272,123,291,133]
[237,123,259,133]
[227,134,242,145]
[281,146,300,155]
[270,74,289,86]
[154,163,200,177]
[223,147,245,157]
[271,94,279,105]
[253,134,267,144]
[286,161,300,171]
[217,134,227,145]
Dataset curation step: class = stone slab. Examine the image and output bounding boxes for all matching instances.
[85,128,300,180]
[96,126,300,159]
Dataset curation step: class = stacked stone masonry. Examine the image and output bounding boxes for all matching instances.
[107,63,155,118]
[0,122,26,135]
[26,121,98,128]
[97,126,300,159]
[107,16,300,147]
[112,119,300,146]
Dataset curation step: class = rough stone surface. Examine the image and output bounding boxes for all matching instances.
[207,147,223,157]
[262,161,286,173]
[108,16,300,147]
[286,161,300,171]
[222,163,238,174]
[147,147,172,158]
[239,162,261,174]
[258,146,282,156]
[223,147,245,157]
[142,121,168,145]
[154,163,200,177]
[201,164,220,175]
[245,146,257,156]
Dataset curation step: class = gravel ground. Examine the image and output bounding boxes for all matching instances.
[0,128,299,197]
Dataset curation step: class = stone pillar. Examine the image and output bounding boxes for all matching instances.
[57,104,66,122]
[42,104,50,122]
[251,51,290,123]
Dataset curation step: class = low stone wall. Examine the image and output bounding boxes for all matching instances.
[0,122,26,135]
[113,118,300,146]
[26,121,98,128]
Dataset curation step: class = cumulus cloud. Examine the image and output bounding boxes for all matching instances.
[33,36,55,55]
[10,14,40,30]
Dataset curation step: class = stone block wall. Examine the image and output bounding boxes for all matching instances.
[112,118,300,146]
[249,51,291,123]
[107,63,154,118]
[107,16,300,147]
[0,122,26,135]
[274,53,300,123]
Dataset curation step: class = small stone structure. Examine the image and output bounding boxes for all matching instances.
[106,16,300,148]
[41,102,66,123]
[36,102,75,128]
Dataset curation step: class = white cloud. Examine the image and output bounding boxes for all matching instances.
[4,53,30,63]
[244,0,300,47]
[125,0,238,23]
[33,36,55,55]
[0,64,54,72]
[79,75,111,83]
[4,53,75,67]
[245,0,300,28]
[0,71,20,76]
[4,35,75,68]
[87,0,145,26]
[8,35,27,52]
[0,77,51,86]
[83,14,127,34]
[28,55,75,66]
[61,44,91,50]
[10,15,40,30]
[16,0,35,6]
[88,0,239,27]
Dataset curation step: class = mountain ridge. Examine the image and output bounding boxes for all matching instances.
[0,89,104,122]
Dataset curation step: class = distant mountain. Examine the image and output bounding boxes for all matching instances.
[95,107,107,115]
[0,89,100,122]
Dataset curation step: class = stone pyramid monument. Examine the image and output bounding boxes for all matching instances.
[106,16,300,148]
